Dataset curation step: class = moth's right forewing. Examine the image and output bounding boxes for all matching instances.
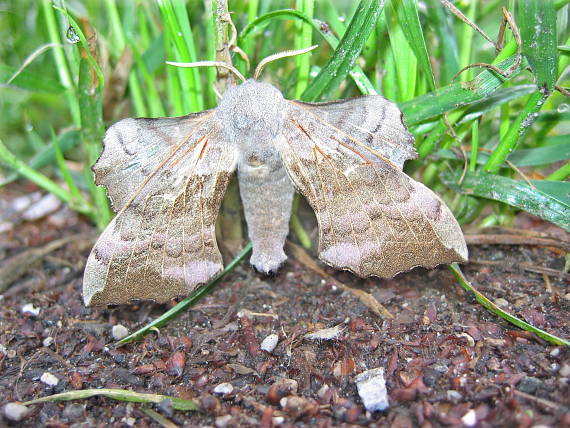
[84,113,237,306]
[95,110,214,212]
[277,99,467,278]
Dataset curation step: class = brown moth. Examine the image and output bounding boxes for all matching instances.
[83,50,467,306]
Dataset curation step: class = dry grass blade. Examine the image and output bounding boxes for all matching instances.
[0,233,96,293]
[465,233,570,252]
[287,241,393,319]
[440,0,496,47]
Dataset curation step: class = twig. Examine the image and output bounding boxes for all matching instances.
[465,233,570,252]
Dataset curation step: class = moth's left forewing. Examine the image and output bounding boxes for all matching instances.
[276,98,467,278]
[84,115,237,306]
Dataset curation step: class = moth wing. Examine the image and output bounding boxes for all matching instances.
[292,96,417,169]
[83,112,237,305]
[277,99,467,278]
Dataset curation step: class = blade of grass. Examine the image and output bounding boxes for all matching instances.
[239,9,376,95]
[50,127,84,204]
[0,138,94,217]
[117,243,252,345]
[483,1,558,173]
[0,130,80,187]
[158,0,203,112]
[400,54,523,125]
[442,171,570,231]
[41,0,80,125]
[23,388,198,411]
[385,0,417,102]
[390,0,435,91]
[301,0,382,101]
[449,264,570,347]
[425,0,460,85]
[294,0,315,99]
[517,0,557,93]
[546,161,570,181]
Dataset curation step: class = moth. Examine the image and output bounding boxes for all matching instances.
[83,48,468,306]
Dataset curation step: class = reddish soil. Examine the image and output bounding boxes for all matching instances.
[1,185,569,427]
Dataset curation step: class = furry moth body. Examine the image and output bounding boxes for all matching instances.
[83,79,468,306]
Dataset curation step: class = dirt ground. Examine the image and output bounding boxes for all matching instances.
[1,185,569,427]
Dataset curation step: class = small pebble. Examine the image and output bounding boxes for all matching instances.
[43,337,54,347]
[446,390,462,402]
[213,382,234,395]
[40,372,59,386]
[461,409,477,427]
[260,333,279,352]
[3,403,30,421]
[304,323,345,341]
[550,348,560,357]
[112,325,129,341]
[21,303,40,317]
[354,368,389,412]
[559,364,570,377]
[273,416,285,425]
[494,298,509,307]
[215,414,233,428]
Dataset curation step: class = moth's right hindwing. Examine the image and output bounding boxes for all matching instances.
[83,112,237,306]
[277,98,468,278]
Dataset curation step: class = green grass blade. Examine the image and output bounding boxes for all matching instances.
[457,84,537,125]
[483,91,546,173]
[546,161,570,181]
[157,0,203,112]
[517,0,557,93]
[117,243,252,345]
[507,141,570,166]
[1,64,66,94]
[449,264,570,347]
[400,54,522,125]
[425,0,460,85]
[301,0,382,101]
[0,139,93,217]
[41,0,80,125]
[294,0,315,99]
[390,0,435,91]
[23,388,198,411]
[50,127,83,204]
[442,171,570,231]
[0,130,80,187]
[239,9,376,95]
[385,0,417,101]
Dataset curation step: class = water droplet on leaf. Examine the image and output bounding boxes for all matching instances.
[66,26,80,44]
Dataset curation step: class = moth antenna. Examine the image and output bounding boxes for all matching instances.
[166,60,246,83]
[254,45,318,80]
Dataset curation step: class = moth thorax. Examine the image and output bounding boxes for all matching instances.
[217,80,286,143]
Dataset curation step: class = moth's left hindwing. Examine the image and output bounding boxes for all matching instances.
[277,98,468,278]
[83,112,237,306]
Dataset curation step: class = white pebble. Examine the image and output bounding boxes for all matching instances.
[40,372,59,386]
[273,416,285,425]
[43,337,54,347]
[461,409,477,427]
[213,382,233,395]
[21,303,40,316]
[447,390,462,402]
[260,333,279,352]
[3,403,30,421]
[354,368,389,412]
[112,324,129,341]
[215,414,233,428]
[494,298,509,307]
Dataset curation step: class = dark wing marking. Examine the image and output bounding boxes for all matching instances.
[83,113,236,305]
[276,99,467,278]
[94,110,214,212]
[290,97,416,169]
